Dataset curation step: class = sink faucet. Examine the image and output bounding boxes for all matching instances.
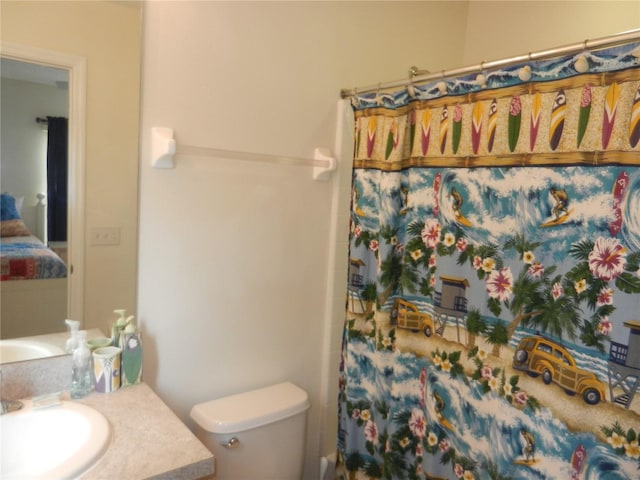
[0,370,23,415]
[1,399,23,414]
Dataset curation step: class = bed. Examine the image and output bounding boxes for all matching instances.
[1,193,67,339]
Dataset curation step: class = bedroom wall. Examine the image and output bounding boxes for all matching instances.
[0,78,68,234]
[137,2,467,478]
[1,1,141,331]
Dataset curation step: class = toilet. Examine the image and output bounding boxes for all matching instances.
[190,381,310,479]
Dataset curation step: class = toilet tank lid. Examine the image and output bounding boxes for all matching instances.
[190,381,310,434]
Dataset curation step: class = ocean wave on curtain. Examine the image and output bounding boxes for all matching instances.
[337,42,640,480]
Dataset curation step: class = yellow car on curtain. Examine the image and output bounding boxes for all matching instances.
[512,335,606,405]
[390,298,435,337]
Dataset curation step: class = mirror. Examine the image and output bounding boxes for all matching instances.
[1,1,141,364]
[1,46,85,349]
[1,57,73,340]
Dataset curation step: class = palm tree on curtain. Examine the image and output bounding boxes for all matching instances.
[486,320,509,357]
[505,240,580,339]
[361,282,378,314]
[503,266,579,340]
[345,452,365,480]
[363,459,382,480]
[465,308,486,350]
[375,224,405,306]
[398,258,421,297]
[483,234,582,344]
[397,220,438,299]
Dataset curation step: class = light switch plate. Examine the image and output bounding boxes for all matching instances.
[90,227,120,246]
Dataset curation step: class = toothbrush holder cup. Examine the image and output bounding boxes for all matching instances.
[93,346,122,393]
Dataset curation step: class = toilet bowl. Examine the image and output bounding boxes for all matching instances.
[190,381,310,480]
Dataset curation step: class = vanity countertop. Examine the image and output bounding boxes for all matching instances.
[77,382,214,479]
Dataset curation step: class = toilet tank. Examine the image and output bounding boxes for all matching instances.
[190,381,310,480]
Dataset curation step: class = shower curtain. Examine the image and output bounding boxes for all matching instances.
[337,41,640,479]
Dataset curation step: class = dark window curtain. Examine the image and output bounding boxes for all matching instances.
[46,116,68,242]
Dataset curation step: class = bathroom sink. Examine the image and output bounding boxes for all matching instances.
[1,399,111,479]
[0,339,65,363]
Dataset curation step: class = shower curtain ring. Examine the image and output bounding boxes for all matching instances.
[476,62,487,88]
[375,83,382,105]
[350,87,359,106]
[407,79,416,99]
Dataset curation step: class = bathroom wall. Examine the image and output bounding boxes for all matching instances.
[1,1,141,329]
[137,2,637,479]
[137,2,467,478]
[463,1,640,64]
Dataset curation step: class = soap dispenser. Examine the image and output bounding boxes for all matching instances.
[111,309,133,348]
[65,319,80,353]
[120,316,143,386]
[71,330,93,399]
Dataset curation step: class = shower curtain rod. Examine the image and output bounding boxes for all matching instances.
[340,28,640,98]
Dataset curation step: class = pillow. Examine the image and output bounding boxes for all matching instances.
[14,196,24,215]
[1,193,22,220]
[1,193,31,237]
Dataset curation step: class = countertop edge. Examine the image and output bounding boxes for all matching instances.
[77,383,214,480]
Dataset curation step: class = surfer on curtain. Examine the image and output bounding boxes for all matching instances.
[399,185,411,215]
[450,187,463,215]
[520,428,537,463]
[352,185,366,217]
[541,186,573,228]
[450,186,472,227]
[550,187,569,220]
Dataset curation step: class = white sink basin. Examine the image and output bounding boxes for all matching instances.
[1,400,111,479]
[0,339,65,363]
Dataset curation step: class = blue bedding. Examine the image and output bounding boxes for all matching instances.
[1,235,67,281]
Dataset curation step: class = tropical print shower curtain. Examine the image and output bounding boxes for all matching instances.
[337,41,640,479]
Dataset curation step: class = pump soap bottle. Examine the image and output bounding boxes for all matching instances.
[65,319,80,353]
[120,317,142,386]
[111,309,133,348]
[71,330,93,399]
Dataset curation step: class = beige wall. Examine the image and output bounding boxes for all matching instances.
[1,1,141,332]
[463,1,640,64]
[137,2,468,479]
